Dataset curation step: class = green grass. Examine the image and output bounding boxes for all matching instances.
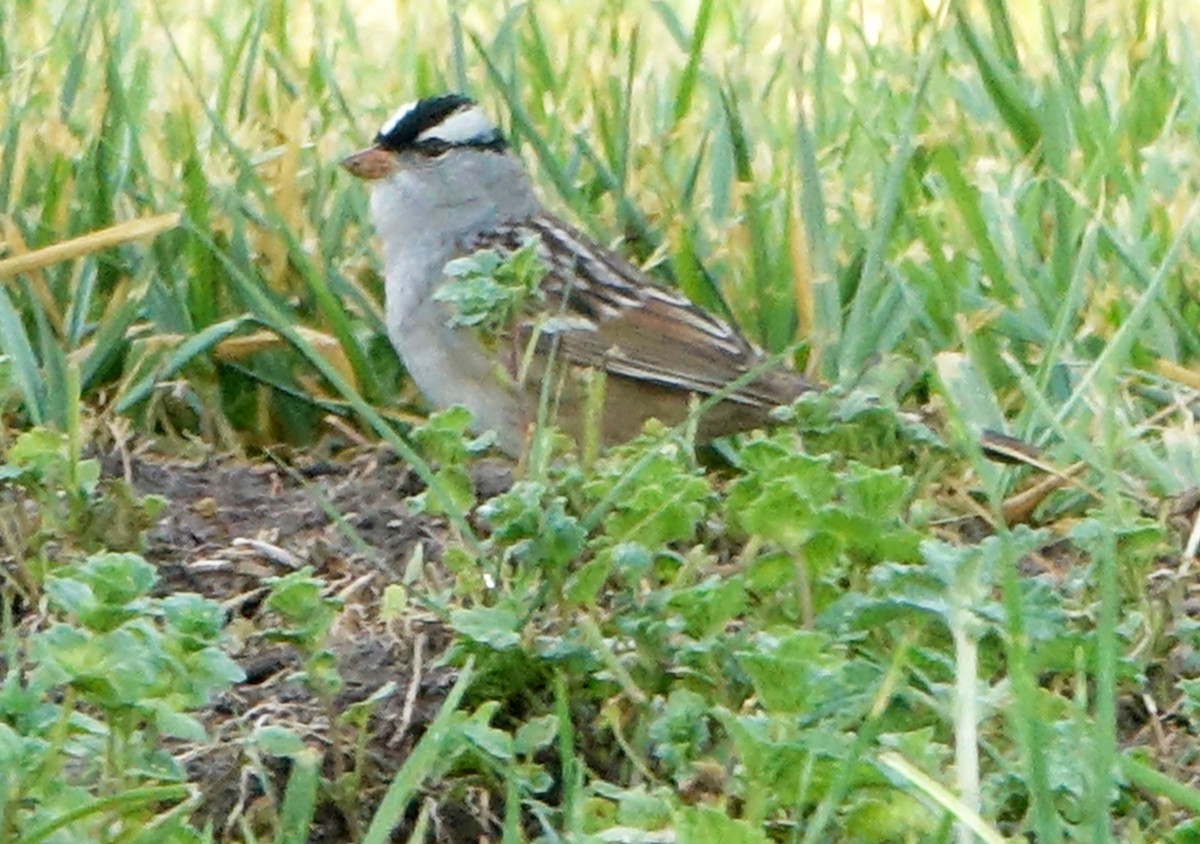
[3,0,1200,841]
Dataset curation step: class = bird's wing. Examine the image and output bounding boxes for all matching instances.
[458,215,811,407]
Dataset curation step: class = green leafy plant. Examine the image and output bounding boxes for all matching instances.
[436,238,548,333]
[263,567,345,705]
[259,567,403,838]
[0,427,166,596]
[409,404,497,517]
[1,552,242,842]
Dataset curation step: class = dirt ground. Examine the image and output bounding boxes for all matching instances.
[107,446,515,842]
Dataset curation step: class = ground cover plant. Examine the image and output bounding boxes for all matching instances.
[3,0,1200,841]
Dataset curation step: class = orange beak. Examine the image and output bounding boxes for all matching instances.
[340,145,398,180]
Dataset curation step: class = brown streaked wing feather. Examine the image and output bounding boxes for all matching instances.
[460,214,812,408]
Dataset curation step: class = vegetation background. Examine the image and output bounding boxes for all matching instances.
[2,0,1200,841]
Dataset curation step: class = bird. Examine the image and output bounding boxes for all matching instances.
[342,93,816,457]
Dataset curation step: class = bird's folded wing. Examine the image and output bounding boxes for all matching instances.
[460,216,811,407]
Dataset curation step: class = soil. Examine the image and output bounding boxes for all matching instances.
[104,446,515,842]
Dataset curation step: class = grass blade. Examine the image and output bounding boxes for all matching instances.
[361,659,475,844]
[0,284,45,424]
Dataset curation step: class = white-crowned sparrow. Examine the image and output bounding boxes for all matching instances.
[342,93,814,456]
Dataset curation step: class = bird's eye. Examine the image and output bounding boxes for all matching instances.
[415,140,453,158]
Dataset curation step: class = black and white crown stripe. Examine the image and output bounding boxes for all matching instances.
[376,94,505,152]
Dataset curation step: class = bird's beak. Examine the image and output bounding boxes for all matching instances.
[340,144,398,180]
